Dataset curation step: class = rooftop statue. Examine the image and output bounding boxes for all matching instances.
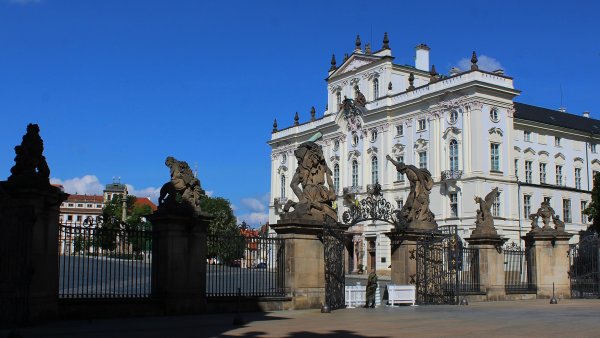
[471,187,500,237]
[8,123,50,187]
[158,156,204,216]
[386,155,436,230]
[529,200,566,233]
[281,139,337,223]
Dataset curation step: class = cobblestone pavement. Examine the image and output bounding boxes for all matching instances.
[3,299,600,338]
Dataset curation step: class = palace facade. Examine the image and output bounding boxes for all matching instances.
[268,35,600,275]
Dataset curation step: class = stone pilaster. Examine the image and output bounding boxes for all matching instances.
[465,236,508,301]
[148,212,211,314]
[523,231,573,299]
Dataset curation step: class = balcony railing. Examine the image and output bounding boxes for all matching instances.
[441,170,463,181]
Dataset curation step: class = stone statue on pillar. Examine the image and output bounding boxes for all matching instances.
[471,187,500,237]
[8,123,51,188]
[158,156,205,217]
[281,140,337,223]
[529,201,567,234]
[386,155,436,230]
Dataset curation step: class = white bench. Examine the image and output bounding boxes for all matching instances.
[387,284,416,306]
[345,285,366,308]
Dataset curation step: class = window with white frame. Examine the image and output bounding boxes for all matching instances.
[490,108,499,122]
[419,151,428,169]
[418,118,426,131]
[575,168,582,189]
[525,161,532,183]
[449,193,458,217]
[449,110,458,124]
[396,124,403,136]
[280,175,286,198]
[352,160,359,187]
[592,143,597,153]
[555,136,561,147]
[492,192,501,217]
[371,156,379,184]
[563,199,571,223]
[539,163,547,183]
[515,159,519,179]
[449,139,459,172]
[524,131,531,142]
[396,156,405,182]
[370,129,378,142]
[581,201,588,223]
[524,195,531,218]
[333,163,340,193]
[556,165,563,185]
[490,143,500,171]
[373,78,379,100]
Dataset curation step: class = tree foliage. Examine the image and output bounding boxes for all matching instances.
[584,172,600,233]
[99,195,153,253]
[200,195,245,263]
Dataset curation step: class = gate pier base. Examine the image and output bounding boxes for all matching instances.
[148,212,211,315]
[523,231,573,299]
[465,236,507,301]
[272,221,325,310]
[387,229,430,286]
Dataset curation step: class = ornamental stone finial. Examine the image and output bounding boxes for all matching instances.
[407,72,415,91]
[471,51,479,70]
[310,106,316,121]
[382,32,390,50]
[388,81,392,90]
[272,118,278,133]
[329,54,337,71]
[294,112,299,126]
[344,53,349,62]
[429,64,438,83]
[8,123,50,187]
[355,34,361,51]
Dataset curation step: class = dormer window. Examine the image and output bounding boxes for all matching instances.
[373,78,379,100]
[524,131,531,142]
[555,136,561,147]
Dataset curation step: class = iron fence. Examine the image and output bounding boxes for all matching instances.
[58,218,154,298]
[569,232,600,298]
[504,243,536,293]
[206,234,285,297]
[459,247,480,293]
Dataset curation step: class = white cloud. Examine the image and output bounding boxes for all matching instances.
[125,184,160,203]
[240,197,266,213]
[236,212,269,226]
[456,55,504,72]
[205,190,214,197]
[51,175,103,195]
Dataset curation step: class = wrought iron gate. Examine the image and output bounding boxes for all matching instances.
[322,218,346,310]
[569,230,600,298]
[414,225,460,305]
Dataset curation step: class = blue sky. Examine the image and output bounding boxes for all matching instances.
[1,0,599,227]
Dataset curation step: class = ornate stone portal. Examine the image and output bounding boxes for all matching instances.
[280,140,337,224]
[471,187,500,237]
[157,156,205,217]
[386,155,437,231]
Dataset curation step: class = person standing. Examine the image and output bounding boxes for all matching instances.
[364,268,378,308]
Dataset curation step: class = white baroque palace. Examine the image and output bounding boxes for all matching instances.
[268,35,600,275]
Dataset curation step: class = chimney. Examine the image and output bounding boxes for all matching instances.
[415,44,430,71]
[583,111,590,118]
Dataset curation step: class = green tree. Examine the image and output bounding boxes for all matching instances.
[584,172,600,233]
[200,195,245,264]
[99,195,153,254]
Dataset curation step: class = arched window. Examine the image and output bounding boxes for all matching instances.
[373,78,379,100]
[371,156,378,184]
[449,139,459,172]
[352,160,359,187]
[333,164,340,193]
[280,175,286,198]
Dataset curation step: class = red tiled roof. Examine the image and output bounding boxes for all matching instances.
[66,194,104,203]
[240,228,259,237]
[134,197,157,211]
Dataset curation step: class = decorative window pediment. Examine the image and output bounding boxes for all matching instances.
[348,149,361,161]
[514,146,522,152]
[523,147,536,155]
[538,150,550,158]
[414,138,429,152]
[489,127,503,143]
[554,153,566,165]
[554,153,566,160]
[443,126,461,139]
[366,146,378,155]
[391,143,405,155]
[574,157,584,164]
[330,155,340,163]
[277,165,288,174]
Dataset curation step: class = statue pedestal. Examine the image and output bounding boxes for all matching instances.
[465,236,508,301]
[523,230,573,299]
[386,229,433,286]
[0,182,67,325]
[272,220,326,310]
[148,212,211,314]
